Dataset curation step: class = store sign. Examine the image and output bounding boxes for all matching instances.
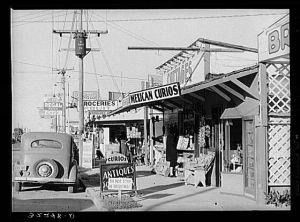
[100,163,136,191]
[106,153,128,164]
[129,82,180,105]
[43,93,63,103]
[73,91,99,100]
[108,178,133,190]
[82,140,94,169]
[83,100,118,111]
[121,95,130,107]
[258,14,289,62]
[44,110,62,116]
[44,102,63,111]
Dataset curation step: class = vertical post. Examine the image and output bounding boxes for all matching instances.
[143,107,148,165]
[78,9,84,167]
[67,81,70,133]
[79,56,84,166]
[62,73,66,133]
[256,63,268,204]
[118,189,122,200]
[149,109,154,165]
[204,43,210,79]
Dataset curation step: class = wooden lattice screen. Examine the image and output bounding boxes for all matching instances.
[266,63,290,186]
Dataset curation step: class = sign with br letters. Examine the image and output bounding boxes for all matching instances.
[258,14,289,62]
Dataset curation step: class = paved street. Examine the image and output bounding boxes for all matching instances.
[12,183,98,212]
[81,165,291,211]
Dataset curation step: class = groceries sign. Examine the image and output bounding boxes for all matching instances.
[258,14,289,62]
[83,100,118,111]
[129,82,180,106]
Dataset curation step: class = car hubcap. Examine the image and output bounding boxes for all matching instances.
[37,163,53,177]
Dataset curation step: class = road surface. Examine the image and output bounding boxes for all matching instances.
[12,182,98,212]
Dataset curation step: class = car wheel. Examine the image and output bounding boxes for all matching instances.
[14,182,22,192]
[33,159,59,178]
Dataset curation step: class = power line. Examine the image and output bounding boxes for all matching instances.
[89,18,121,93]
[13,61,148,80]
[12,12,288,23]
[92,12,174,57]
[12,11,67,27]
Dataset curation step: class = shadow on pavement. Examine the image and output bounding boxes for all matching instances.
[136,170,155,178]
[138,182,185,196]
[144,187,217,211]
[12,197,95,212]
[19,182,85,193]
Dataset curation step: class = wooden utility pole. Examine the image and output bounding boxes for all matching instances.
[53,9,108,166]
[53,68,74,133]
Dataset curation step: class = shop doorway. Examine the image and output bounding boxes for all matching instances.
[243,117,256,198]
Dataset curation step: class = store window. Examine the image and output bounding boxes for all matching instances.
[223,119,243,173]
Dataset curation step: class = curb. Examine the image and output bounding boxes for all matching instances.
[78,173,109,211]
[85,187,109,211]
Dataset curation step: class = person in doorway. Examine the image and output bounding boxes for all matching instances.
[166,125,178,177]
[120,135,132,162]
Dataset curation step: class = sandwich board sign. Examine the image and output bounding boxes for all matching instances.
[99,154,137,197]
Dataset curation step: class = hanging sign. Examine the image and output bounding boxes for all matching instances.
[258,14,289,62]
[73,91,99,100]
[129,82,180,105]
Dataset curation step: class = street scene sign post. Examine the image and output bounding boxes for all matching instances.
[99,154,137,197]
[108,177,133,200]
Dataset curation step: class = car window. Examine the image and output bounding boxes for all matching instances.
[31,139,62,149]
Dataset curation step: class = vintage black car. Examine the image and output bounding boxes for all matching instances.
[13,132,79,193]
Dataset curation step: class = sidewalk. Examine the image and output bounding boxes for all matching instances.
[79,165,290,211]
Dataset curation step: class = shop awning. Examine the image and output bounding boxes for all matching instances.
[220,107,242,119]
[181,65,260,102]
[108,65,260,117]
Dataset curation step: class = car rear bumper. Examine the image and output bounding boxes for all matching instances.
[14,177,76,184]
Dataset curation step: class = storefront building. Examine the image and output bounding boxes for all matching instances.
[108,14,289,204]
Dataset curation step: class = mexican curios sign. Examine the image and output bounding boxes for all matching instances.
[100,163,136,191]
[129,82,180,105]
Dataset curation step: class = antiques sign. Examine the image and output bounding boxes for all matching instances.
[108,178,133,190]
[100,163,136,191]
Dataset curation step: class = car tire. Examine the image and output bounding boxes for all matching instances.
[14,182,22,192]
[33,159,59,178]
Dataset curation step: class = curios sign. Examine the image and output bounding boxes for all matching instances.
[106,153,128,164]
[258,14,289,62]
[129,82,180,105]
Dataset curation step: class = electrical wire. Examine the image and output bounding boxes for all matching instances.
[12,10,48,21]
[13,61,148,80]
[12,12,288,23]
[12,11,67,27]
[89,18,121,93]
[87,11,101,99]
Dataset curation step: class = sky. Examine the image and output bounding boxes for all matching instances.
[11,9,289,132]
